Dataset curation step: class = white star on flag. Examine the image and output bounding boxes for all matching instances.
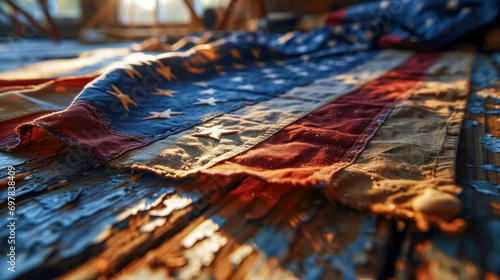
[200,88,217,95]
[194,81,209,87]
[194,97,226,106]
[191,125,240,140]
[238,84,254,90]
[231,76,244,82]
[143,109,184,120]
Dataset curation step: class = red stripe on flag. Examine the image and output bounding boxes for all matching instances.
[0,78,52,89]
[377,34,422,50]
[12,100,151,162]
[0,74,97,92]
[325,8,348,26]
[0,75,98,148]
[0,111,52,148]
[204,53,441,186]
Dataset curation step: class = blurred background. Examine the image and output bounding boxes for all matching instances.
[0,0,359,42]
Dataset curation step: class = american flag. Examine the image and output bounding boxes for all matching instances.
[0,0,491,233]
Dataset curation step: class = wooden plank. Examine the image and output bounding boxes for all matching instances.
[2,53,499,280]
[0,143,394,279]
[405,54,500,280]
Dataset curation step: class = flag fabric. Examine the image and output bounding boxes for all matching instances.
[0,75,96,148]
[325,51,473,232]
[108,50,472,232]
[111,50,413,179]
[325,0,498,50]
[2,0,496,231]
[7,27,381,161]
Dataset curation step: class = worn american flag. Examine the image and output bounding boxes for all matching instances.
[1,0,495,233]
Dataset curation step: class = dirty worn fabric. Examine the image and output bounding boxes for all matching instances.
[114,51,475,232]
[0,76,95,148]
[0,22,479,233]
[200,53,440,185]
[4,27,379,161]
[323,51,474,232]
[3,0,495,164]
[111,50,412,179]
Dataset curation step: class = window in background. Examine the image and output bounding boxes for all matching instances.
[0,0,81,23]
[49,0,81,19]
[193,0,229,15]
[118,0,192,25]
[117,0,230,25]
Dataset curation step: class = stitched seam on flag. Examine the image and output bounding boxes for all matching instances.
[423,95,469,180]
[365,59,472,180]
[195,53,443,185]
[423,54,475,181]
[77,100,152,143]
[196,102,335,173]
[198,81,426,186]
[339,80,426,164]
[122,50,413,177]
[311,81,426,184]
[128,50,412,175]
[322,51,475,227]
[363,97,471,232]
[75,100,152,161]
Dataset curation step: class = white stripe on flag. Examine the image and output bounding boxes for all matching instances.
[110,50,413,178]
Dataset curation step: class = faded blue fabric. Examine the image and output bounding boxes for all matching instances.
[76,27,377,139]
[74,0,500,141]
[338,0,499,49]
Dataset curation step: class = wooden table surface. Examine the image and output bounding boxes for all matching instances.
[1,53,499,280]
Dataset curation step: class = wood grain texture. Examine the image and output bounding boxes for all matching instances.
[1,54,500,280]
